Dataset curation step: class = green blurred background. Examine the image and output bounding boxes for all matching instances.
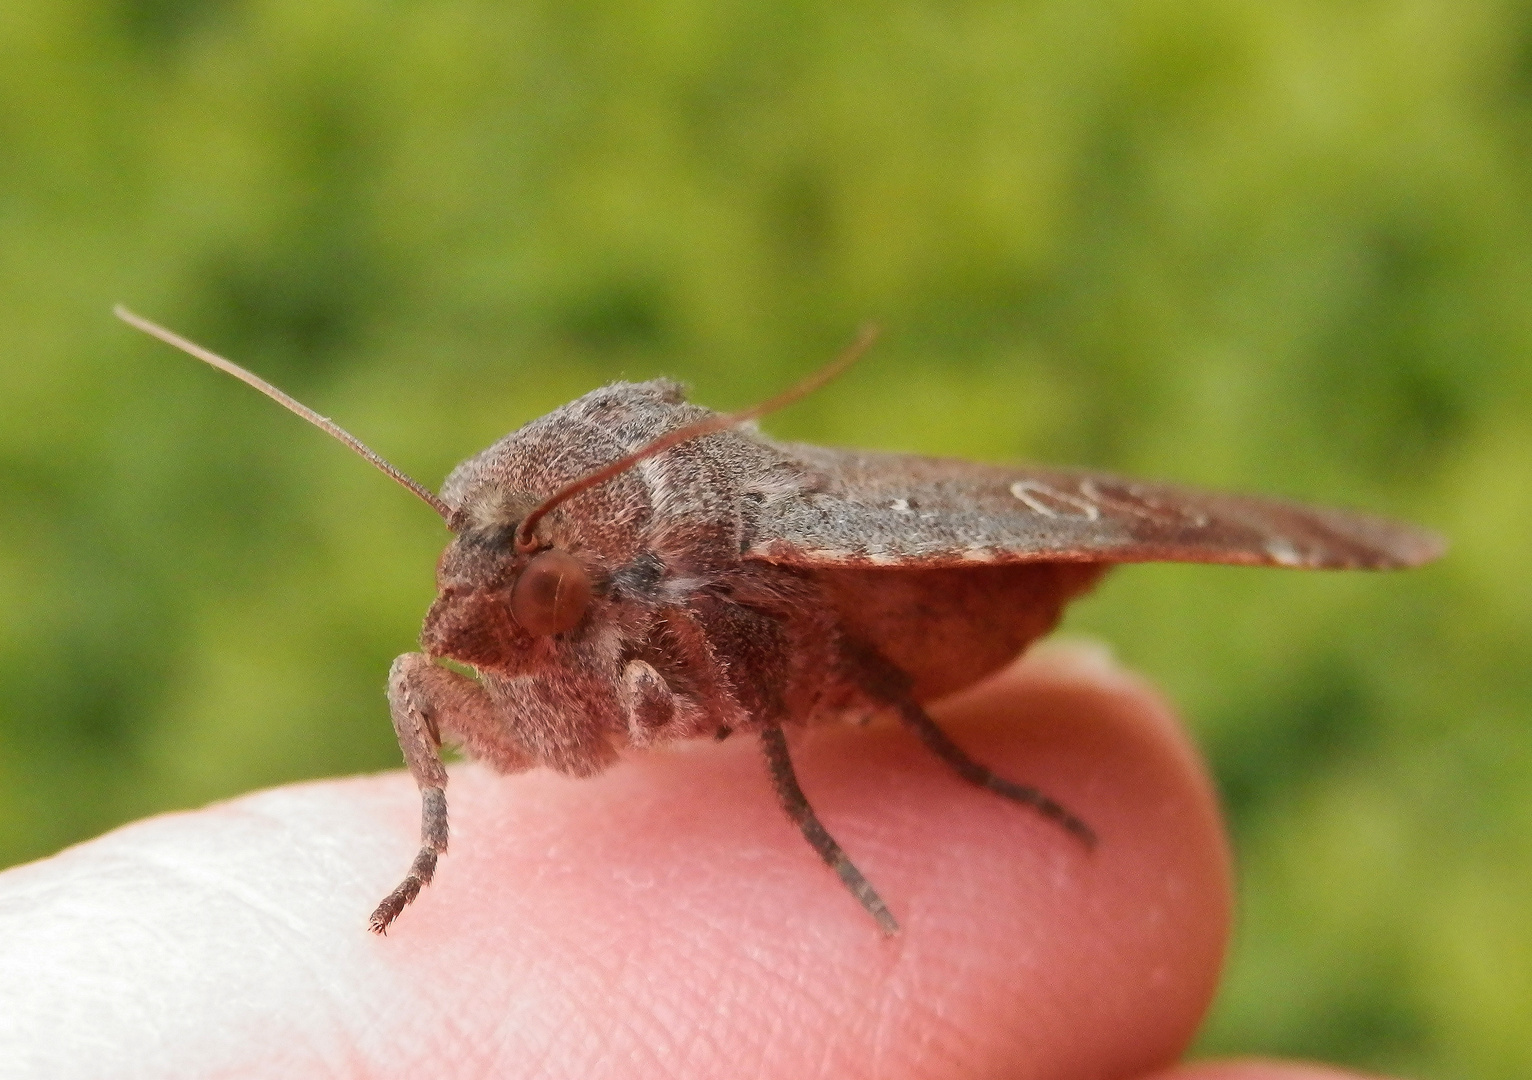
[1,0,1528,1074]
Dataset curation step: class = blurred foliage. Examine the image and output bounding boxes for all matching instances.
[1,0,1529,1075]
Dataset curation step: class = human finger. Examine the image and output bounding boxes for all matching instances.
[0,642,1231,1079]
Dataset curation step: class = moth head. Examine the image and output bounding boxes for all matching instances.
[422,511,599,667]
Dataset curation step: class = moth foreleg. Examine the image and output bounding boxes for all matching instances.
[892,696,1097,848]
[369,652,506,934]
[759,726,899,936]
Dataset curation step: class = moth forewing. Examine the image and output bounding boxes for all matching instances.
[744,448,1445,571]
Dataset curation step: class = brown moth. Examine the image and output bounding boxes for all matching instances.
[116,307,1445,936]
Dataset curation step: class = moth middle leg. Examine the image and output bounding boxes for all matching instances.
[369,652,532,933]
[760,726,899,936]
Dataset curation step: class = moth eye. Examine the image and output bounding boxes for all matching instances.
[510,548,592,637]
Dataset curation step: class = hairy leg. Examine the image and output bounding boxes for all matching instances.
[893,695,1096,847]
[370,653,531,933]
[760,726,899,936]
[846,640,1095,848]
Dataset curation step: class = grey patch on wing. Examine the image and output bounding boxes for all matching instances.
[1263,537,1307,567]
[742,443,1445,570]
[1009,480,1100,521]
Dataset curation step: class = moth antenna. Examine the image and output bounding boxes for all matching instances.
[516,323,880,551]
[115,305,458,527]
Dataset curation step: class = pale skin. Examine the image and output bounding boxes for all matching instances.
[0,645,1401,1080]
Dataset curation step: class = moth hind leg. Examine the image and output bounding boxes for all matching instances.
[893,697,1096,848]
[760,726,899,936]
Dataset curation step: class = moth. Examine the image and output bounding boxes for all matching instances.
[117,308,1445,936]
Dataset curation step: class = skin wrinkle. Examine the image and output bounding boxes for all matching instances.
[725,854,908,1074]
[635,920,754,1075]
[486,938,594,1075]
[482,952,575,1075]
[634,981,716,1079]
[696,950,781,1072]
[386,961,482,1074]
[868,968,918,1080]
[632,974,716,1076]
[90,825,327,979]
[25,820,337,1074]
[15,877,180,1069]
[787,939,889,1078]
[460,971,562,1080]
[235,840,418,1077]
[147,845,316,942]
[651,869,818,1071]
[577,941,690,1077]
[670,911,803,1070]
[350,792,530,1078]
[526,865,703,1078]
[903,933,1008,1079]
[862,965,950,1080]
[487,943,581,1079]
[845,962,913,1072]
[485,1016,559,1080]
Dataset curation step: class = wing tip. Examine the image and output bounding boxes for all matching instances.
[1284,516,1447,571]
[1372,524,1448,570]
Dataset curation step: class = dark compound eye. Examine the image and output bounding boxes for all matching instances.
[509,548,592,637]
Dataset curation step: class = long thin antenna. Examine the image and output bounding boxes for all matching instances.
[115,306,456,526]
[516,323,879,551]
